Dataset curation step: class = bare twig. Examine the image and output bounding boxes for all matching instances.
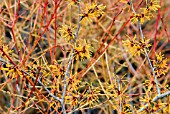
[0,57,11,64]
[117,76,122,113]
[61,1,82,113]
[138,91,170,112]
[92,66,114,105]
[37,79,61,102]
[75,0,81,40]
[0,57,61,104]
[119,41,139,78]
[61,53,73,114]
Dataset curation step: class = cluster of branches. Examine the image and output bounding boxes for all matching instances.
[0,0,170,114]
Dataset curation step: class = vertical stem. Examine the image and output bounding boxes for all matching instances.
[130,1,161,95]
[75,0,81,40]
[61,1,81,113]
[117,78,122,113]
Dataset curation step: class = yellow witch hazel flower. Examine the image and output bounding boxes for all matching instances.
[80,2,106,23]
[131,12,153,24]
[123,35,138,55]
[145,0,160,12]
[59,25,75,42]
[140,0,160,18]
[74,40,92,61]
[152,52,168,76]
[123,34,151,56]
[0,45,13,58]
[131,0,160,24]
[131,13,143,24]
[67,73,80,91]
[89,3,106,17]
[49,63,66,78]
